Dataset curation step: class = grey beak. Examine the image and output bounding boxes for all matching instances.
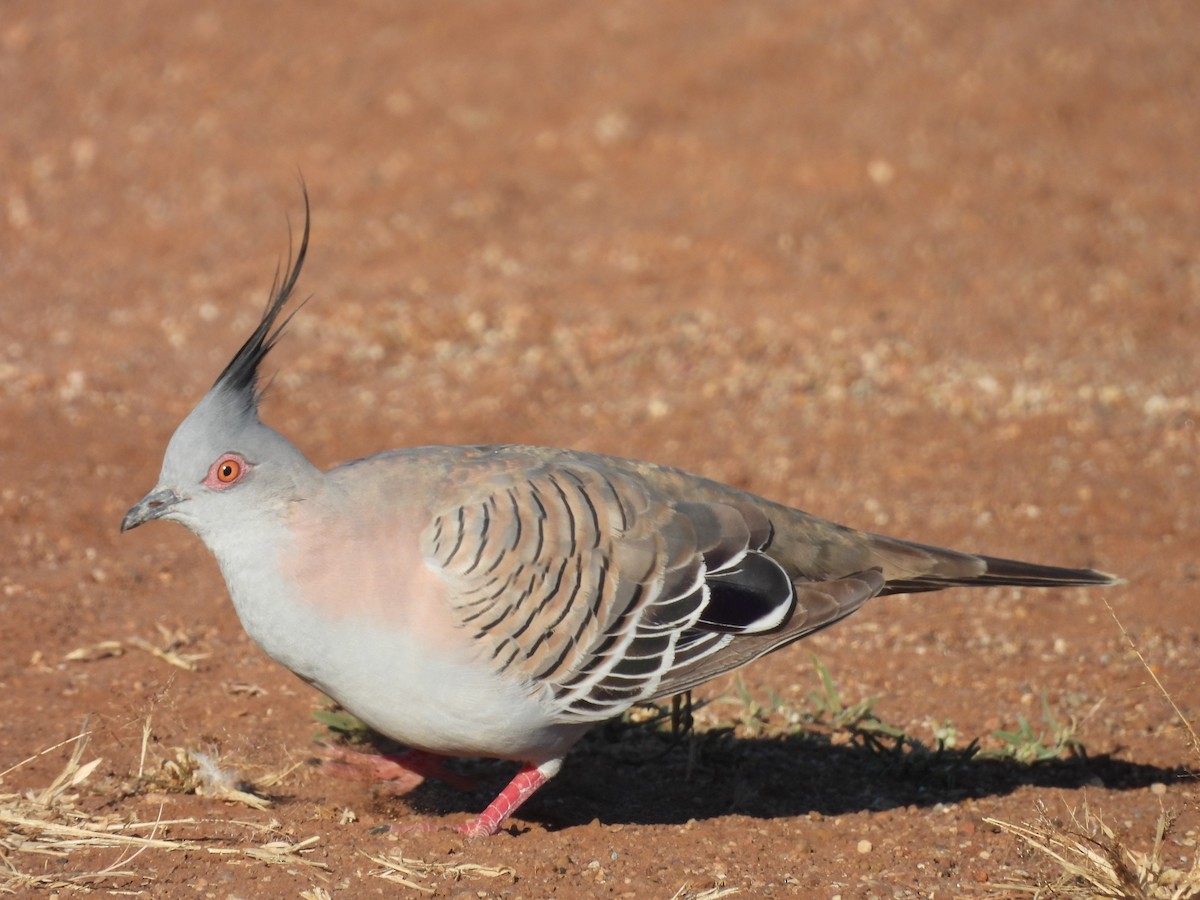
[121,487,183,532]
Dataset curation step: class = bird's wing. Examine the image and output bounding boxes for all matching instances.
[421,455,882,723]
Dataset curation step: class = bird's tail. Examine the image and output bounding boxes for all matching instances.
[876,539,1118,596]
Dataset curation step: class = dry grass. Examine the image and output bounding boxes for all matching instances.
[0,721,181,893]
[668,883,740,899]
[65,625,210,673]
[0,723,525,894]
[141,746,273,811]
[986,601,1199,898]
[363,851,516,893]
[0,721,330,893]
[244,835,331,875]
[986,801,1199,899]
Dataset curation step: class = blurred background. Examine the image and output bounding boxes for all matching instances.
[2,2,1197,893]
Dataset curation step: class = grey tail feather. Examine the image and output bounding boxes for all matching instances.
[211,185,311,404]
[880,554,1118,596]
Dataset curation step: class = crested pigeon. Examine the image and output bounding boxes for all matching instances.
[122,197,1115,836]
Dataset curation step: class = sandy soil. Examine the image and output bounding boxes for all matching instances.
[2,2,1198,897]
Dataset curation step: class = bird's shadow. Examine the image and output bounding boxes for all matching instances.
[357,718,1188,831]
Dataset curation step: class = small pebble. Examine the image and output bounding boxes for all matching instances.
[1150,782,1167,796]
[857,839,873,854]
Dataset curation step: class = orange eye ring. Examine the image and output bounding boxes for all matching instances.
[205,453,250,489]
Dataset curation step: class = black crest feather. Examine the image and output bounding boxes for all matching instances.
[212,187,311,408]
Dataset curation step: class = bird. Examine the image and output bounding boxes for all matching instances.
[122,195,1116,837]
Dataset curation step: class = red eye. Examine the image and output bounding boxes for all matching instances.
[204,453,249,489]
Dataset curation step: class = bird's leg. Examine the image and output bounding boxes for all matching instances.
[457,759,561,837]
[671,691,694,737]
[317,743,476,793]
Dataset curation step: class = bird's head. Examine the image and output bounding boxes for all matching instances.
[122,192,318,543]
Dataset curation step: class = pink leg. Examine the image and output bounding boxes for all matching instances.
[456,760,560,837]
[317,743,476,793]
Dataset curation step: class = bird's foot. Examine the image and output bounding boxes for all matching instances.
[315,743,476,794]
[454,763,550,838]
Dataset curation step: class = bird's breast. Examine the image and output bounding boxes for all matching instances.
[212,496,571,760]
[280,500,460,644]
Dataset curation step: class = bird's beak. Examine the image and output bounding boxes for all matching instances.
[121,487,183,532]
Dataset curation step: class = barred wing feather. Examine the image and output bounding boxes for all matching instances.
[422,460,849,723]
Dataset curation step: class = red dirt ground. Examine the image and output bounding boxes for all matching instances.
[2,3,1197,897]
